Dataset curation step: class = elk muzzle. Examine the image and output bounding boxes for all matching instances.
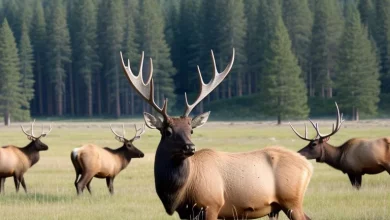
[183,144,195,156]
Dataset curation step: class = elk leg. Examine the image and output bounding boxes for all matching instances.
[13,175,20,193]
[283,207,306,220]
[106,177,114,195]
[348,174,361,189]
[74,173,80,191]
[76,173,94,195]
[20,176,27,193]
[204,207,220,220]
[0,178,5,194]
[268,211,279,220]
[86,179,92,194]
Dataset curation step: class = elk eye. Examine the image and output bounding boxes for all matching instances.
[191,130,193,134]
[166,127,173,137]
[311,143,317,148]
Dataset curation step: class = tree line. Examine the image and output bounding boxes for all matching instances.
[0,0,388,124]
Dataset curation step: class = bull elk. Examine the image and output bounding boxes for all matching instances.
[71,124,145,195]
[290,103,390,189]
[0,120,52,194]
[120,49,313,220]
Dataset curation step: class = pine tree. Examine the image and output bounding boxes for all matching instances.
[122,0,139,115]
[97,0,124,117]
[282,0,313,84]
[309,0,343,98]
[46,0,72,116]
[336,3,380,121]
[138,0,176,112]
[260,1,309,124]
[215,0,246,98]
[374,0,390,94]
[0,19,25,125]
[72,0,99,117]
[30,0,46,115]
[18,22,34,120]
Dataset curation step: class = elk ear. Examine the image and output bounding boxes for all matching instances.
[191,111,210,129]
[323,137,330,143]
[143,112,163,129]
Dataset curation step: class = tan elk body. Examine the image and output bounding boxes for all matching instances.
[120,49,313,220]
[290,103,390,189]
[71,125,145,194]
[0,121,52,193]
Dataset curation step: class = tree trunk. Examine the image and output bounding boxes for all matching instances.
[277,114,281,125]
[57,89,63,116]
[4,111,10,126]
[69,64,74,116]
[321,85,325,98]
[237,73,242,97]
[47,85,53,116]
[115,70,121,118]
[130,90,134,115]
[87,79,93,117]
[97,72,102,115]
[37,56,43,115]
[124,88,129,115]
[356,108,359,121]
[309,69,314,97]
[247,72,252,95]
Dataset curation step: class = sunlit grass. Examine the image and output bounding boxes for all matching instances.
[0,120,389,219]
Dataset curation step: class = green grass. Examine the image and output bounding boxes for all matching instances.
[0,120,389,219]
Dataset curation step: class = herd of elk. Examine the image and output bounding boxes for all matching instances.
[120,49,313,220]
[71,124,145,195]
[290,103,390,189]
[0,120,52,193]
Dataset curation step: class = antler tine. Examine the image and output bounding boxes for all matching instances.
[289,122,316,141]
[31,119,36,137]
[316,102,344,139]
[110,124,123,139]
[21,124,31,137]
[122,124,125,138]
[41,124,53,137]
[120,52,168,118]
[183,48,235,116]
[132,124,146,141]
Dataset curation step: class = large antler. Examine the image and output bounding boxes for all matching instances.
[110,124,146,143]
[120,52,168,119]
[313,102,344,139]
[21,120,52,140]
[289,102,344,141]
[183,48,235,116]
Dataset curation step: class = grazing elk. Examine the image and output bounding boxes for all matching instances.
[290,103,390,189]
[71,124,145,195]
[120,49,313,220]
[0,120,52,194]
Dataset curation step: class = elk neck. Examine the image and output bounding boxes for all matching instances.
[319,143,343,171]
[154,138,192,215]
[105,146,132,170]
[21,141,41,167]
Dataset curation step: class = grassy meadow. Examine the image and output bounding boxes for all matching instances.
[0,119,389,219]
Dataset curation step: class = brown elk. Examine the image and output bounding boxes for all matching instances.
[71,124,145,195]
[0,120,52,194]
[290,103,390,189]
[120,49,313,220]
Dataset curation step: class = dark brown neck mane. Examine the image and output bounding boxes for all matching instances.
[319,143,343,171]
[21,142,41,167]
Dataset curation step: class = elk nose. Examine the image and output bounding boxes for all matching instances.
[139,153,144,158]
[186,144,195,153]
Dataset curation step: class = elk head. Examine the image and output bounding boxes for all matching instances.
[21,120,52,151]
[120,49,234,159]
[110,124,145,158]
[289,103,344,161]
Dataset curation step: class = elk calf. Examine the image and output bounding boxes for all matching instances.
[121,50,312,220]
[0,120,52,194]
[290,103,390,189]
[71,124,145,195]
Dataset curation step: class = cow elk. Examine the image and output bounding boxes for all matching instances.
[71,124,145,195]
[120,49,313,220]
[0,120,52,194]
[290,102,390,189]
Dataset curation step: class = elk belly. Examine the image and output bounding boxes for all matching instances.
[218,160,276,218]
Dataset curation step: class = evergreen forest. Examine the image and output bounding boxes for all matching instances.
[0,0,389,124]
